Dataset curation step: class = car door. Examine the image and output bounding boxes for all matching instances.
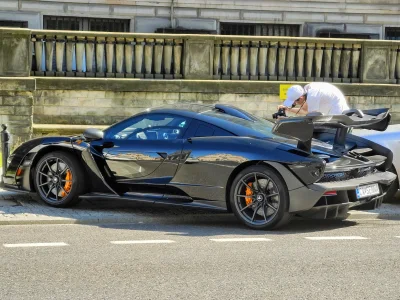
[101,113,191,184]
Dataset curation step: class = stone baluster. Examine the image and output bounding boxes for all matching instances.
[163,39,173,79]
[85,36,95,76]
[230,40,240,80]
[106,37,115,77]
[305,43,315,80]
[55,35,65,76]
[249,41,259,80]
[144,38,154,78]
[173,39,182,78]
[340,44,352,82]
[221,40,231,79]
[115,37,125,77]
[323,43,333,81]
[135,38,144,78]
[75,36,85,76]
[286,42,296,81]
[268,41,278,80]
[396,47,400,83]
[332,43,342,82]
[389,45,398,83]
[351,44,361,82]
[296,42,305,80]
[258,41,268,80]
[96,36,106,76]
[278,41,288,81]
[154,38,164,79]
[45,35,55,75]
[213,40,221,79]
[33,35,44,75]
[239,41,249,80]
[314,43,323,80]
[125,38,134,78]
[65,35,75,76]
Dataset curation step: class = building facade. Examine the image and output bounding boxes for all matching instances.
[0,0,399,39]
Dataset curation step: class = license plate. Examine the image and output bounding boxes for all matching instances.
[356,183,380,199]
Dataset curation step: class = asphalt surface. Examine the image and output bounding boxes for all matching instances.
[1,218,400,300]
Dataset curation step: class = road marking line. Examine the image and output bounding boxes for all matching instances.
[395,236,400,239]
[3,242,68,248]
[305,236,369,241]
[210,238,272,242]
[110,240,175,245]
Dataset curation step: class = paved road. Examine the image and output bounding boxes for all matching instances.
[1,218,400,300]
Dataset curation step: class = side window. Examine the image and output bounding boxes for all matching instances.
[190,121,234,138]
[105,113,190,140]
[195,124,214,137]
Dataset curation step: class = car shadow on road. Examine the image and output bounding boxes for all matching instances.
[88,199,359,236]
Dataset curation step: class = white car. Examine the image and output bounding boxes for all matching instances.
[353,124,400,203]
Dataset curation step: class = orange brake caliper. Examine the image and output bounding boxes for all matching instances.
[61,170,72,197]
[245,182,253,206]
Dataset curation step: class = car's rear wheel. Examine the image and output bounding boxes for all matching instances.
[230,165,292,230]
[34,151,85,207]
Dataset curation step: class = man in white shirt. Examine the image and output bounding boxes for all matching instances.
[278,82,350,116]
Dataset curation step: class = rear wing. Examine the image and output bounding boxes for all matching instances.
[272,108,391,153]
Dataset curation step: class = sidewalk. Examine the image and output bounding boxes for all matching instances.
[0,188,399,226]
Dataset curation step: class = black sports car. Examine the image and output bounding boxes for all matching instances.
[2,104,396,229]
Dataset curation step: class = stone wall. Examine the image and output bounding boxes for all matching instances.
[32,77,400,126]
[0,78,34,147]
[1,77,400,148]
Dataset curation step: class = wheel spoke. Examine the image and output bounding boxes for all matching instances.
[60,185,69,197]
[266,192,279,198]
[45,184,54,198]
[241,180,256,193]
[45,160,54,175]
[265,202,277,212]
[39,172,51,179]
[56,158,60,175]
[263,179,270,193]
[253,173,260,192]
[55,185,59,202]
[251,204,260,222]
[60,167,68,176]
[61,180,72,183]
[235,194,256,199]
[240,202,254,212]
[263,206,268,221]
[38,181,50,187]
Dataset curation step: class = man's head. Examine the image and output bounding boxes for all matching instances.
[283,85,306,107]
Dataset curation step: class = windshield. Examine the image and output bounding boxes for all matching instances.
[202,110,276,138]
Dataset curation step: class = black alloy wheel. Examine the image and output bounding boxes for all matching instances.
[230,165,292,230]
[34,151,84,207]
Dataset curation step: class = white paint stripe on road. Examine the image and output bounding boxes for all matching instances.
[305,236,369,241]
[110,240,175,245]
[3,242,68,248]
[395,236,400,239]
[210,238,272,242]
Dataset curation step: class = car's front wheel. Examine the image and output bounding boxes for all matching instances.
[34,151,85,207]
[230,165,292,230]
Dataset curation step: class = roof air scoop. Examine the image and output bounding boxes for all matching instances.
[214,104,258,121]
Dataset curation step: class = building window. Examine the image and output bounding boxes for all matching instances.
[386,27,400,40]
[220,23,300,37]
[0,20,28,28]
[43,16,130,32]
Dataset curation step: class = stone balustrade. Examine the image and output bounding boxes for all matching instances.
[31,30,183,78]
[213,39,362,82]
[0,28,400,83]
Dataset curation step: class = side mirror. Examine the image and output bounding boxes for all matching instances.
[83,128,104,141]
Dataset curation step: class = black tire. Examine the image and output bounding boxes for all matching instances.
[230,165,292,230]
[34,151,85,207]
[383,165,399,203]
